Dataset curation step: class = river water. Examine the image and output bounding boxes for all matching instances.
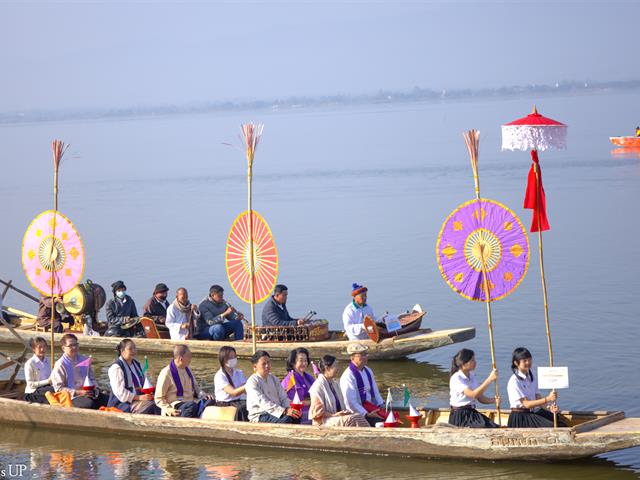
[0,91,639,478]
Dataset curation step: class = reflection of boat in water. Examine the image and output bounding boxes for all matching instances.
[610,136,640,148]
[0,307,474,361]
[611,147,640,159]
[1,382,639,462]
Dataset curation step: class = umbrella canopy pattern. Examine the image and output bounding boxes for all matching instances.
[437,198,530,302]
[501,108,567,152]
[22,210,85,296]
[226,210,278,304]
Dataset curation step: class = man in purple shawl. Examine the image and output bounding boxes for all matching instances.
[339,343,385,426]
[50,333,109,409]
[154,345,214,417]
[281,347,316,425]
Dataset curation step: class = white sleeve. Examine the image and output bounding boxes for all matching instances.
[340,371,367,416]
[507,376,528,407]
[24,360,41,391]
[342,306,365,340]
[165,305,179,327]
[108,364,135,403]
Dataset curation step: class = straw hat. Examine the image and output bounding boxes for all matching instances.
[346,343,369,355]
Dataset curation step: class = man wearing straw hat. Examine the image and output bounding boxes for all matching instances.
[342,283,377,341]
[340,343,386,426]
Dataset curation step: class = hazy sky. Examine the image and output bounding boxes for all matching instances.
[1,1,638,111]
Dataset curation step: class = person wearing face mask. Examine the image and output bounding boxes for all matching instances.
[142,283,171,328]
[214,346,248,421]
[105,280,139,337]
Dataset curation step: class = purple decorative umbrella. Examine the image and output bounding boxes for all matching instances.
[437,198,529,302]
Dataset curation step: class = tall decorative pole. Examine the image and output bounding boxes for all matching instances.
[502,107,567,427]
[50,140,67,366]
[241,124,264,354]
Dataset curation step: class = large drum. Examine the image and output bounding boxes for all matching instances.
[62,281,106,315]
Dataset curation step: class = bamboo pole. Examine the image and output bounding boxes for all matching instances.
[50,146,59,367]
[532,155,557,428]
[248,156,257,354]
[479,246,501,426]
[464,129,501,424]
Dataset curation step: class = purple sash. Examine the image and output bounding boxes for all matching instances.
[169,360,196,399]
[348,361,375,403]
[283,371,315,401]
[62,354,88,389]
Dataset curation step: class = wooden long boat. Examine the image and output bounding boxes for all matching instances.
[0,384,637,462]
[0,311,475,360]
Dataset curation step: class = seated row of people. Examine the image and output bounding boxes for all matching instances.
[41,279,382,343]
[22,335,385,427]
[448,347,567,429]
[24,334,566,429]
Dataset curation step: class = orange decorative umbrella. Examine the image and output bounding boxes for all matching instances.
[226,210,278,304]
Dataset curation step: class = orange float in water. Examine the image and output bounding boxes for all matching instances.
[610,136,640,147]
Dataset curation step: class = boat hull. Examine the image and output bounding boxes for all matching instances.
[0,397,637,461]
[0,325,475,360]
[610,136,640,147]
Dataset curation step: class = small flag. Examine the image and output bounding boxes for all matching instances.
[286,372,296,392]
[403,384,411,407]
[386,388,392,412]
[142,356,149,375]
[524,150,550,232]
[311,361,320,377]
[76,356,92,368]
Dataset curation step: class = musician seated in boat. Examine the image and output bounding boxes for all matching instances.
[309,355,369,427]
[107,339,160,414]
[261,284,306,327]
[165,288,200,341]
[23,336,54,404]
[196,285,244,341]
[340,343,386,426]
[154,345,214,417]
[214,345,249,421]
[36,294,72,333]
[448,348,499,428]
[281,347,315,425]
[142,283,170,326]
[342,283,377,341]
[50,333,109,409]
[246,350,302,424]
[507,347,567,428]
[105,280,139,337]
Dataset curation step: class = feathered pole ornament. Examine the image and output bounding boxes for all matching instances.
[240,123,264,354]
[49,140,68,365]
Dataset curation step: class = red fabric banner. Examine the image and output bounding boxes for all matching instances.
[523,150,550,232]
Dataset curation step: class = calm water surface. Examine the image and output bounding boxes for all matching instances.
[0,92,639,478]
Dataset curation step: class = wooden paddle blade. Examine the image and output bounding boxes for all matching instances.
[363,315,380,343]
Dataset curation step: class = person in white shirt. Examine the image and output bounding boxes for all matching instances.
[107,339,159,414]
[342,283,377,341]
[165,288,200,340]
[24,337,53,403]
[245,350,301,424]
[214,345,248,421]
[339,343,386,426]
[448,348,499,428]
[507,347,566,428]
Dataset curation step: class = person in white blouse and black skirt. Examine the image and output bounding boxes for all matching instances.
[507,347,566,428]
[448,348,499,428]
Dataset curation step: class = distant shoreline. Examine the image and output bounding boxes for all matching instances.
[1,79,639,126]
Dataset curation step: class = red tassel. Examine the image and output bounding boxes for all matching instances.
[523,150,550,232]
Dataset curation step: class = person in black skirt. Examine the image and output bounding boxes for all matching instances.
[506,347,566,428]
[448,348,499,428]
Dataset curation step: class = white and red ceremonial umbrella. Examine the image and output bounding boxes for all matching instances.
[502,107,567,427]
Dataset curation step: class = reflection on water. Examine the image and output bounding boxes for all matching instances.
[611,147,640,160]
[1,424,639,480]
